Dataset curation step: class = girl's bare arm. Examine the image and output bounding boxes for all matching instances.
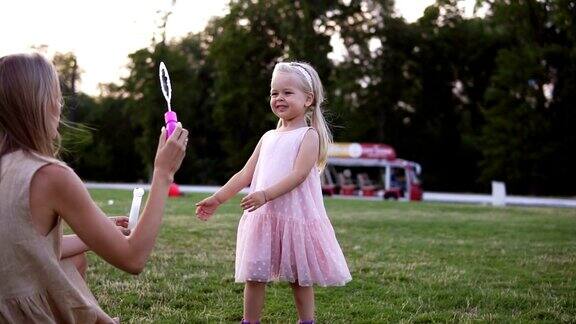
[195,137,264,220]
[215,137,264,203]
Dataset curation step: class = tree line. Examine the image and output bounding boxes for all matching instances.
[54,0,576,196]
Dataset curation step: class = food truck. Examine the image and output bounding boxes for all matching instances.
[321,143,423,201]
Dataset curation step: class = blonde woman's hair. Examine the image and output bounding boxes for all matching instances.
[0,53,62,159]
[272,61,332,170]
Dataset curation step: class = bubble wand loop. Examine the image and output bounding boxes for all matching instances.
[159,62,178,138]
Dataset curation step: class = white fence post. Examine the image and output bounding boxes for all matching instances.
[492,181,506,206]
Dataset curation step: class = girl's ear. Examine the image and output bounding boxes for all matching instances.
[306,93,314,108]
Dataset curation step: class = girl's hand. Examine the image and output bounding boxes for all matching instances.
[110,216,130,236]
[240,191,267,212]
[154,123,188,181]
[195,195,221,221]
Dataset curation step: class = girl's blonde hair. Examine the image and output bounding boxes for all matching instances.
[0,53,62,159]
[272,61,332,170]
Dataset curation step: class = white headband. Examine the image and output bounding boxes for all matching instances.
[290,64,313,90]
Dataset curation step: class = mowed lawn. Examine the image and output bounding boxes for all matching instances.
[84,190,576,323]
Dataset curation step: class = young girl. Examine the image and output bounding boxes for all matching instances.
[196,61,351,323]
[0,53,188,323]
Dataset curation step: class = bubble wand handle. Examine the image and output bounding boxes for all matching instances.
[128,188,145,230]
[159,62,178,138]
[165,111,178,138]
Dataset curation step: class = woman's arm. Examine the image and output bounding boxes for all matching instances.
[32,126,187,275]
[61,217,130,258]
[61,235,89,258]
[240,129,319,212]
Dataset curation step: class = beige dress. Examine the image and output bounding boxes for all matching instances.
[0,150,115,323]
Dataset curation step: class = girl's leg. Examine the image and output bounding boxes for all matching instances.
[62,252,88,279]
[243,281,266,322]
[290,282,315,322]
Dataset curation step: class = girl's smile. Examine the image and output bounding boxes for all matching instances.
[269,72,313,127]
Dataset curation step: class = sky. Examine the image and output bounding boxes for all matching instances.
[1,0,478,96]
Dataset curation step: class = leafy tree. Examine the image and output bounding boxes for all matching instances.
[53,52,83,121]
[115,36,223,184]
[328,0,501,191]
[62,94,144,181]
[58,0,576,196]
[207,0,335,173]
[478,0,576,194]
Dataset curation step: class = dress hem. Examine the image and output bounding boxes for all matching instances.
[234,276,352,287]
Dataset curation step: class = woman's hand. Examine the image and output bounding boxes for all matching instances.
[195,195,221,221]
[240,190,267,212]
[154,123,188,181]
[109,216,130,236]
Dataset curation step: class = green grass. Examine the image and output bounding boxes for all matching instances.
[84,190,576,323]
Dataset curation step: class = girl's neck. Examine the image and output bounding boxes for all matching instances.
[279,116,307,131]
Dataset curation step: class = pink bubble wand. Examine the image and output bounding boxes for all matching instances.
[159,62,177,138]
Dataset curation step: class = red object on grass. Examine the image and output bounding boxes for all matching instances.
[168,183,181,197]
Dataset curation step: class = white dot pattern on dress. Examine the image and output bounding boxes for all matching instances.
[234,128,351,287]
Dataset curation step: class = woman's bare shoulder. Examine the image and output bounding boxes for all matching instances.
[31,163,85,205]
[33,163,80,188]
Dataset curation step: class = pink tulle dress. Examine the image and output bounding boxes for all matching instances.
[235,127,352,287]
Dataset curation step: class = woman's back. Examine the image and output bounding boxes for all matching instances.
[0,150,113,323]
